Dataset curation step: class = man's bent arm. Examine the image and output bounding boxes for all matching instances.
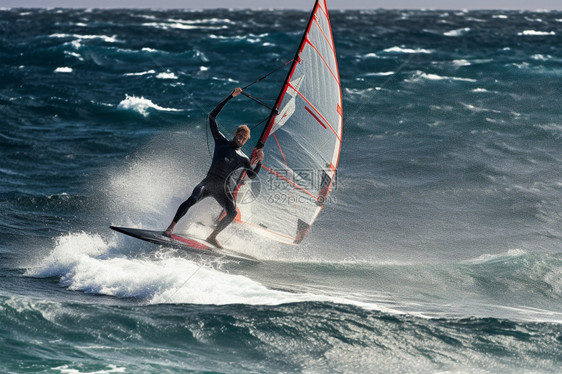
[246,161,262,179]
[246,149,263,179]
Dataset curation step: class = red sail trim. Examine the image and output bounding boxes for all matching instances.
[317,0,328,14]
[262,165,317,200]
[305,106,327,129]
[311,3,343,138]
[259,85,288,145]
[312,13,336,55]
[317,1,339,72]
[305,37,340,85]
[287,81,342,142]
[318,0,343,124]
[273,133,289,168]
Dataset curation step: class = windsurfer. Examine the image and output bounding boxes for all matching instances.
[163,87,264,248]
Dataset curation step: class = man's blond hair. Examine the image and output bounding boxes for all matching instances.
[236,125,251,138]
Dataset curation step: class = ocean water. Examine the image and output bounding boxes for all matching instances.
[1,6,562,373]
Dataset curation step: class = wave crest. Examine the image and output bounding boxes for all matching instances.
[117,95,182,117]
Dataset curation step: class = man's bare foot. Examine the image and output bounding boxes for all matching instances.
[206,235,223,249]
[163,222,176,237]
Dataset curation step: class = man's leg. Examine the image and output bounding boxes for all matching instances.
[164,183,206,236]
[206,190,237,248]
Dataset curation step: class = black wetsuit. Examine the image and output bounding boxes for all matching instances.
[171,93,261,234]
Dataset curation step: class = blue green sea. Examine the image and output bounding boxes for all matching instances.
[1,6,561,373]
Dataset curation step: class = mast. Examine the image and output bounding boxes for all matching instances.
[255,0,321,150]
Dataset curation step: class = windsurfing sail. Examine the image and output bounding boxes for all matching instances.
[235,0,343,245]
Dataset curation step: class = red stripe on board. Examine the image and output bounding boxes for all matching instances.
[170,234,211,250]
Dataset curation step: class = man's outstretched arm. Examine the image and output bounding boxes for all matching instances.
[208,88,242,140]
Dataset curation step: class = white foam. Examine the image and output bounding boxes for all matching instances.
[23,232,336,307]
[117,94,182,117]
[407,71,477,83]
[168,17,234,25]
[123,69,156,76]
[365,71,395,76]
[22,229,395,313]
[208,33,268,41]
[49,33,119,43]
[518,30,556,36]
[27,232,114,279]
[531,54,551,61]
[150,259,311,305]
[142,21,226,31]
[461,249,527,265]
[444,27,471,37]
[54,67,73,73]
[155,71,178,80]
[64,51,84,61]
[69,40,81,49]
[142,22,197,30]
[452,59,471,67]
[383,46,432,54]
[53,364,126,374]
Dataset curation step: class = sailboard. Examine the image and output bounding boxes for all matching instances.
[110,226,259,263]
[234,0,343,245]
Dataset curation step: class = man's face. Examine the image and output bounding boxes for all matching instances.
[234,131,250,147]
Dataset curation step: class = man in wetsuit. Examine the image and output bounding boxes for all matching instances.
[164,87,264,248]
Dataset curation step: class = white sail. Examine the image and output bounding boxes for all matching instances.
[236,0,343,244]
